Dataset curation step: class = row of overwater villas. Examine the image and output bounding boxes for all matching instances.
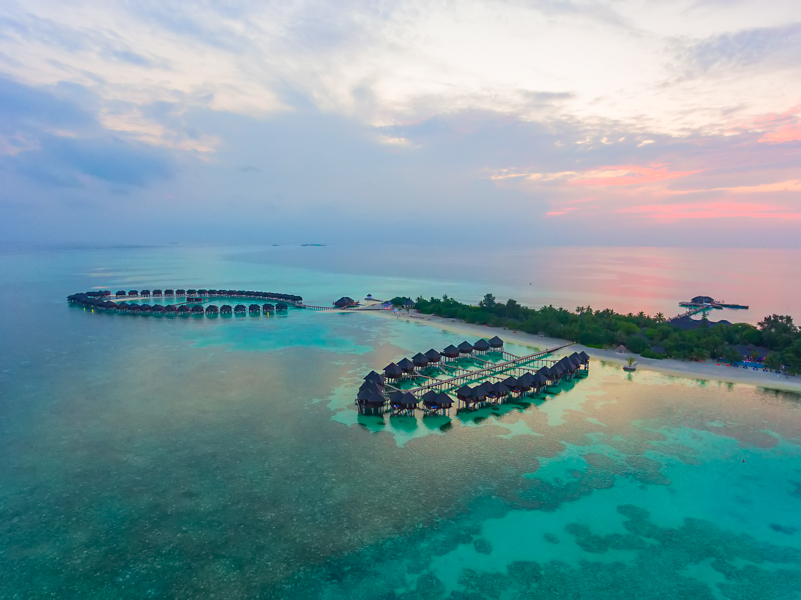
[77,289,303,302]
[383,336,506,378]
[67,292,289,315]
[357,350,590,415]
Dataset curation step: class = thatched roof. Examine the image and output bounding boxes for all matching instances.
[384,363,403,377]
[364,371,384,385]
[334,297,356,308]
[442,345,460,358]
[397,392,418,406]
[458,341,474,353]
[412,352,429,367]
[455,385,473,399]
[502,376,519,389]
[424,349,442,361]
[488,336,504,348]
[397,358,415,372]
[473,339,490,351]
[517,372,534,389]
[421,390,438,404]
[435,392,454,407]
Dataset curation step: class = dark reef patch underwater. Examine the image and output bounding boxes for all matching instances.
[1,245,801,599]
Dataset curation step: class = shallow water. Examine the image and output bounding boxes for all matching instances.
[1,244,801,599]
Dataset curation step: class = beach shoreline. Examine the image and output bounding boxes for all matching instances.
[362,308,801,394]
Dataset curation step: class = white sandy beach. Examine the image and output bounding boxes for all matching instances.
[361,307,801,394]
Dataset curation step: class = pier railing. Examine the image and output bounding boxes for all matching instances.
[407,343,574,397]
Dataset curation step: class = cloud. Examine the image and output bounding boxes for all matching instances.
[0,77,173,187]
[680,22,801,72]
[618,201,801,221]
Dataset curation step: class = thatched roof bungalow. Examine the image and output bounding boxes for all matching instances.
[206,305,219,315]
[397,358,415,373]
[424,349,442,363]
[384,363,403,379]
[442,345,460,359]
[473,339,490,353]
[488,336,504,349]
[412,353,429,368]
[334,297,357,308]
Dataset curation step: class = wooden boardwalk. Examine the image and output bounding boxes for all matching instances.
[403,343,574,397]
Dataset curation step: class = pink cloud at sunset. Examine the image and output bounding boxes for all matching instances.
[760,124,801,144]
[617,201,801,221]
[570,165,702,187]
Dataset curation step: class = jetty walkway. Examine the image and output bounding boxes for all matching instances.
[67,288,303,317]
[356,338,589,416]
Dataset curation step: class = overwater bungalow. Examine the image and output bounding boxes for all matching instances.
[489,381,510,402]
[397,357,416,374]
[186,289,197,296]
[383,362,403,379]
[455,385,474,404]
[129,304,142,314]
[334,296,357,308]
[502,376,521,393]
[457,341,474,355]
[441,345,460,361]
[356,388,386,415]
[176,289,186,296]
[532,371,548,393]
[488,336,504,350]
[140,290,151,297]
[364,371,385,386]
[412,353,429,369]
[234,304,247,314]
[390,391,418,416]
[262,304,274,313]
[177,305,190,316]
[116,290,127,297]
[517,372,534,393]
[276,302,288,311]
[207,289,219,297]
[206,305,219,315]
[128,290,139,297]
[197,289,207,297]
[249,304,261,314]
[473,338,491,354]
[359,380,384,395]
[220,304,233,315]
[424,349,442,363]
[164,305,178,315]
[538,366,556,386]
[434,392,454,411]
[164,289,174,296]
[152,289,162,297]
[474,383,491,405]
[152,305,165,315]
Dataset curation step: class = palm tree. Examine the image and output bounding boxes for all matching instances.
[655,312,665,323]
[626,357,636,367]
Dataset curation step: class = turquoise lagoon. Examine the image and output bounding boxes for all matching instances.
[1,244,801,599]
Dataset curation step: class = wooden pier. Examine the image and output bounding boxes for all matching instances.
[407,343,573,397]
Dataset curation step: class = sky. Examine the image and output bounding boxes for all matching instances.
[1,0,800,246]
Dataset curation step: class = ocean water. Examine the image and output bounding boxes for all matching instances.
[1,244,801,599]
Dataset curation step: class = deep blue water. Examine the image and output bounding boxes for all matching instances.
[1,244,801,599]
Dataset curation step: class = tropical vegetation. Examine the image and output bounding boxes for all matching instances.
[413,294,801,374]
